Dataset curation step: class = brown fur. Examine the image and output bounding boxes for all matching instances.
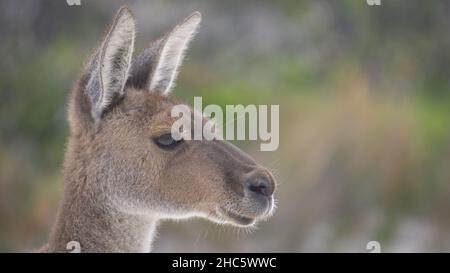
[41,7,275,253]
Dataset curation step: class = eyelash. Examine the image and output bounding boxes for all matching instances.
[153,133,184,150]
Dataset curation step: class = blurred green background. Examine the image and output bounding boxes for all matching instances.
[1,0,450,252]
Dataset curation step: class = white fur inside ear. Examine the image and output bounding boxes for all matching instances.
[98,7,135,114]
[149,12,201,95]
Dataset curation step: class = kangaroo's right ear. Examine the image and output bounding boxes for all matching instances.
[71,6,135,129]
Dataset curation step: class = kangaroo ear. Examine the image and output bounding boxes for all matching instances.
[126,12,201,95]
[83,6,135,122]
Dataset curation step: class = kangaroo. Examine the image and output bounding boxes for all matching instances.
[41,6,276,253]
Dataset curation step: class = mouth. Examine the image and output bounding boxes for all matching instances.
[213,195,275,227]
[217,207,256,227]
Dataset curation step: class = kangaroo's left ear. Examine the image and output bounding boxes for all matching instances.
[126,12,201,95]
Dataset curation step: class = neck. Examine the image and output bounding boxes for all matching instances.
[46,195,158,253]
[45,171,158,252]
[43,136,160,253]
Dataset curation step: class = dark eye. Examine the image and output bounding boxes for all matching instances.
[153,133,184,150]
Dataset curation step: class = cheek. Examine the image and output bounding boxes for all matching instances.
[154,168,212,206]
[176,168,227,203]
[138,146,167,178]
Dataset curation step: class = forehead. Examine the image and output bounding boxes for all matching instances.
[121,88,204,135]
[120,88,214,137]
[122,88,178,112]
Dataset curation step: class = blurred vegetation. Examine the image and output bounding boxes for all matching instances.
[0,0,450,252]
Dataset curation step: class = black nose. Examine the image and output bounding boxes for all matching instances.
[245,177,274,197]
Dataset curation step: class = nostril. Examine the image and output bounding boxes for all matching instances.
[249,184,268,196]
[246,179,271,197]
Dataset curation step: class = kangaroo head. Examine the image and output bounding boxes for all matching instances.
[67,7,276,228]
